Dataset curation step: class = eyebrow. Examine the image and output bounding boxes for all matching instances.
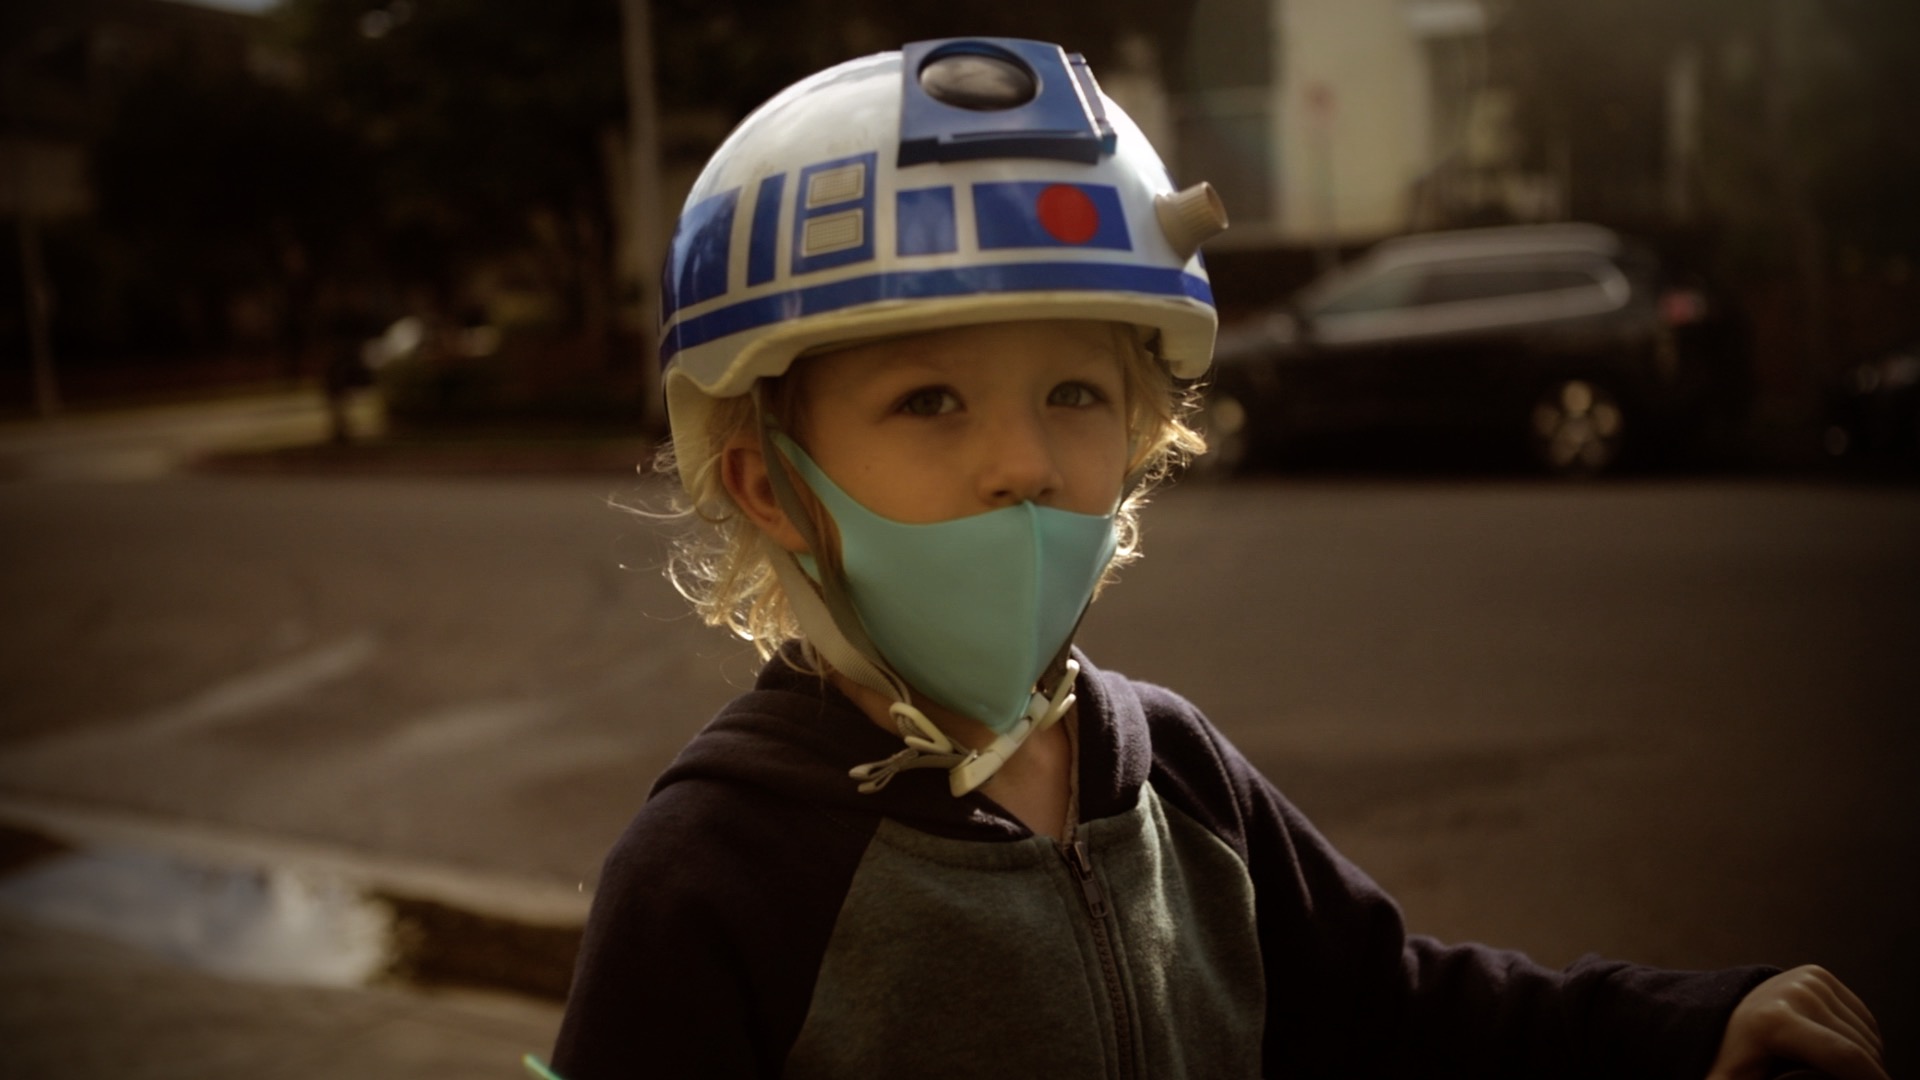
[866,343,963,374]
[842,361,968,397]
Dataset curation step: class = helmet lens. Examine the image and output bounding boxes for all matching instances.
[919,52,1037,111]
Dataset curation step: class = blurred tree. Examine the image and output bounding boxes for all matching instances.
[91,62,370,375]
[1489,0,1719,229]
[1490,0,1917,265]
[1488,0,1918,409]
[1795,0,1920,266]
[279,0,629,359]
[646,0,1188,115]
[4,0,372,406]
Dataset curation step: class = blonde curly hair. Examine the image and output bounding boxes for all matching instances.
[647,322,1206,658]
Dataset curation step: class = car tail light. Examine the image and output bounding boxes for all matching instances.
[1659,288,1708,326]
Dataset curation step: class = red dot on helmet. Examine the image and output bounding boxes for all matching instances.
[1036,185,1099,244]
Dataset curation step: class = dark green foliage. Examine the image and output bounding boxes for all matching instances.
[93,65,367,293]
[1491,0,1919,266]
[277,0,627,314]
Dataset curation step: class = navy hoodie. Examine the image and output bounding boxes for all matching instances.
[549,650,1773,1078]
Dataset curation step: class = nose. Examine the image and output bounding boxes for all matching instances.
[978,409,1064,507]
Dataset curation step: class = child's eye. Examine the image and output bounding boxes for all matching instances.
[897,387,960,417]
[1048,381,1106,408]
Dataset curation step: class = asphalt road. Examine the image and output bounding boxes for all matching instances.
[1,450,1916,1068]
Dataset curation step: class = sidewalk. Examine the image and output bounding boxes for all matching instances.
[0,388,651,1077]
[0,799,578,1079]
[0,389,365,482]
[0,913,562,1079]
[0,388,658,481]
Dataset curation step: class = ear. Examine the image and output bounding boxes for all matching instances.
[720,434,810,553]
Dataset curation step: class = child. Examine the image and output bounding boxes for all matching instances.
[540,38,1887,1080]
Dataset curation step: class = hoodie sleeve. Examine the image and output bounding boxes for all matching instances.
[1132,680,1777,1080]
[549,778,876,1079]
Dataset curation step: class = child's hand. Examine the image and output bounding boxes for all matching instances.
[1706,965,1888,1080]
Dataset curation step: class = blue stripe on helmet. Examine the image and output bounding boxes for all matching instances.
[746,174,785,287]
[896,187,958,256]
[659,262,1213,367]
[661,189,739,321]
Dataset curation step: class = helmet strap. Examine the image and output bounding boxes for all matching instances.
[765,544,907,706]
[752,384,909,705]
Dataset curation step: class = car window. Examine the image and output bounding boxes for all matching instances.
[1310,267,1425,317]
[1417,265,1604,305]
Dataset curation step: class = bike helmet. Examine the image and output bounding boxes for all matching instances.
[659,36,1229,484]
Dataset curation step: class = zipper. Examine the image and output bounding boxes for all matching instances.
[1062,838,1134,1079]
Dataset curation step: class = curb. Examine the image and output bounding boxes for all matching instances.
[190,438,662,479]
[0,795,588,1002]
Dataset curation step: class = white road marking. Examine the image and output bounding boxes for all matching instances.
[372,699,559,762]
[127,634,381,742]
[0,635,380,783]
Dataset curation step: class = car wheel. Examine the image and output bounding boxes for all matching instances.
[1529,377,1626,476]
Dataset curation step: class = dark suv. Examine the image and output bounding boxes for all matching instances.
[1202,224,1743,475]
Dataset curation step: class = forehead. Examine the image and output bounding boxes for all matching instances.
[800,319,1126,386]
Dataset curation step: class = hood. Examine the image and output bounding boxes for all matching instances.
[648,645,1153,839]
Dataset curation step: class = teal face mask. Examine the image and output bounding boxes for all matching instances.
[775,434,1118,734]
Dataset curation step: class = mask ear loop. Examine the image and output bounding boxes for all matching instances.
[751,388,984,791]
[752,385,907,705]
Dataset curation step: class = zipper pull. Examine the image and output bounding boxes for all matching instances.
[1064,840,1110,920]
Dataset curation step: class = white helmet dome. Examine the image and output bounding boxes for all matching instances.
[660,38,1228,473]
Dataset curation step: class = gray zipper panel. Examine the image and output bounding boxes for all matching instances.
[783,785,1265,1078]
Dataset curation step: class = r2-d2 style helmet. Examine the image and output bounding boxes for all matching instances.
[659,36,1230,478]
